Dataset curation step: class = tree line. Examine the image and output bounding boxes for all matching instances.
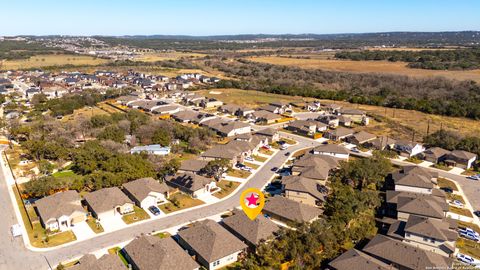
[207,59,480,120]
[424,130,480,159]
[335,47,480,70]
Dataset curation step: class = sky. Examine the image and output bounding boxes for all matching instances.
[0,0,479,36]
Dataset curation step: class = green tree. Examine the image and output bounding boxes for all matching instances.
[152,129,172,146]
[97,126,126,143]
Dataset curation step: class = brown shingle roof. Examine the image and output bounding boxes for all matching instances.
[450,150,477,160]
[165,173,213,193]
[123,236,200,270]
[178,219,247,262]
[263,196,323,223]
[70,254,125,270]
[397,196,446,219]
[362,235,452,270]
[392,172,434,189]
[282,176,327,202]
[122,178,170,202]
[313,144,350,155]
[35,190,85,223]
[404,215,458,242]
[329,248,396,270]
[179,159,209,173]
[222,210,279,246]
[83,187,133,214]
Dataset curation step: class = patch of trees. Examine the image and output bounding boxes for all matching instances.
[104,59,200,69]
[241,155,390,269]
[335,48,480,70]
[208,59,480,120]
[0,40,66,61]
[424,130,480,157]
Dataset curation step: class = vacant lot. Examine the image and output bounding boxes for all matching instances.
[134,52,206,62]
[247,56,480,82]
[0,54,109,70]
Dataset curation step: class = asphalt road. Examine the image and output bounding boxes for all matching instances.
[0,134,319,270]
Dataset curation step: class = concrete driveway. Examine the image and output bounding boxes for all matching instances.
[99,215,127,233]
[70,222,95,241]
[198,193,220,204]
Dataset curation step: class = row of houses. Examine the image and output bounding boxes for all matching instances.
[329,166,460,270]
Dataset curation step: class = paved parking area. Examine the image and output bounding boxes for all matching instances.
[71,221,95,241]
[99,215,127,232]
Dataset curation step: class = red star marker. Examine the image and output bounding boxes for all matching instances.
[246,193,258,206]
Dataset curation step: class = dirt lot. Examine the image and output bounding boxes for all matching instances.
[247,56,480,83]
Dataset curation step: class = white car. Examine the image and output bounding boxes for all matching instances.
[456,253,475,265]
[244,156,254,161]
[451,200,464,208]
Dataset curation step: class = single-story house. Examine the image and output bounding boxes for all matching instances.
[165,173,217,198]
[177,219,247,270]
[328,248,395,270]
[263,196,323,223]
[445,150,477,169]
[178,159,209,174]
[392,172,434,194]
[35,190,87,232]
[347,131,377,145]
[423,147,450,164]
[222,210,279,248]
[317,115,339,128]
[201,98,223,109]
[338,108,367,124]
[130,144,171,156]
[323,127,354,141]
[250,110,283,124]
[70,254,126,270]
[366,136,396,151]
[253,128,280,143]
[122,178,170,209]
[123,236,200,270]
[312,144,350,159]
[83,187,134,221]
[394,140,425,157]
[285,120,318,136]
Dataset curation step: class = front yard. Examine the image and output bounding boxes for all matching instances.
[259,148,274,155]
[431,163,451,171]
[213,181,241,199]
[86,217,104,233]
[122,206,150,224]
[13,187,77,247]
[227,169,251,179]
[446,193,466,204]
[437,178,458,191]
[153,232,171,238]
[244,162,260,170]
[457,238,480,259]
[159,192,204,214]
[449,206,473,218]
[252,155,267,162]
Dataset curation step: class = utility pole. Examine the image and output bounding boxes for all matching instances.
[412,131,416,142]
[426,120,430,136]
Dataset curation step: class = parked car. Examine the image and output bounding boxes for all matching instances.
[244,156,254,162]
[235,163,245,168]
[456,253,475,265]
[467,175,480,180]
[451,200,464,208]
[474,210,480,218]
[148,206,161,216]
[284,152,290,156]
[351,147,360,153]
[440,187,453,193]
[280,145,288,150]
[461,227,480,237]
[262,145,272,150]
[271,167,279,172]
[459,229,480,242]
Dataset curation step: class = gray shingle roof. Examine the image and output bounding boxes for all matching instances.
[392,172,434,189]
[179,159,209,173]
[166,173,213,193]
[313,144,350,155]
[282,176,327,201]
[222,210,279,246]
[178,219,247,262]
[70,254,125,270]
[83,187,133,214]
[122,178,170,202]
[35,190,85,223]
[329,248,396,270]
[404,215,458,242]
[263,196,323,223]
[123,236,200,270]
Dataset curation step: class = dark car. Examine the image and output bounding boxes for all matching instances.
[284,152,290,156]
[474,211,480,218]
[271,167,279,172]
[440,187,453,193]
[148,205,161,216]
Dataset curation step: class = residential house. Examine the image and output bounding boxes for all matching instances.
[123,236,200,270]
[222,210,279,248]
[323,103,342,114]
[200,139,260,165]
[202,119,251,137]
[122,178,170,209]
[328,248,397,270]
[152,105,182,115]
[423,147,451,164]
[83,187,134,221]
[285,120,318,136]
[304,101,322,112]
[250,110,282,124]
[35,190,86,232]
[391,172,435,194]
[362,235,453,270]
[338,108,368,125]
[254,128,280,143]
[165,173,217,198]
[177,219,247,270]
[338,115,353,127]
[200,98,223,109]
[317,115,339,128]
[387,215,458,257]
[291,154,339,182]
[445,150,477,169]
[323,127,354,141]
[70,254,126,270]
[130,144,171,156]
[394,140,425,157]
[282,176,328,206]
[312,144,350,159]
[263,196,323,223]
[178,159,209,174]
[396,195,449,221]
[366,136,396,151]
[347,131,377,146]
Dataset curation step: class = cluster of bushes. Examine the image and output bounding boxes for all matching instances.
[335,48,480,70]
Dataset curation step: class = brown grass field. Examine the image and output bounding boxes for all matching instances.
[0,54,109,70]
[197,88,480,139]
[133,52,206,62]
[246,56,480,83]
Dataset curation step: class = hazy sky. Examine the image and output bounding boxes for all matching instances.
[1,0,479,36]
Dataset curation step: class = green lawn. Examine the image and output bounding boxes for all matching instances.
[159,193,204,214]
[437,178,458,191]
[446,193,466,204]
[431,163,451,171]
[405,157,423,164]
[227,169,251,179]
[213,181,241,199]
[122,206,150,224]
[449,206,473,218]
[52,170,77,178]
[244,162,260,170]
[252,155,267,162]
[86,217,104,233]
